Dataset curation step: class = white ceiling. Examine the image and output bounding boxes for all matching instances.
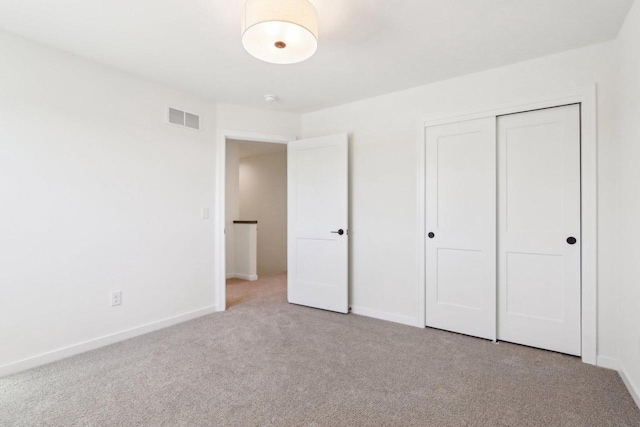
[0,0,633,113]
[233,139,287,159]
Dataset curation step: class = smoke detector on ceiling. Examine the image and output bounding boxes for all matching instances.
[264,95,279,103]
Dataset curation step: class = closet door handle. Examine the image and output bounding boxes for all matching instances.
[331,229,344,236]
[428,232,435,239]
[567,236,577,245]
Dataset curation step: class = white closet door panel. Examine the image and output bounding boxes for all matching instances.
[425,118,496,340]
[497,105,581,356]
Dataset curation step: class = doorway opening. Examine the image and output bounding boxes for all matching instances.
[224,138,288,309]
[216,131,349,315]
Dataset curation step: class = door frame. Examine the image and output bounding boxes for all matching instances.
[416,85,597,365]
[215,129,296,311]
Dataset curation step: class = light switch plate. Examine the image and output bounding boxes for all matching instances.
[201,207,210,219]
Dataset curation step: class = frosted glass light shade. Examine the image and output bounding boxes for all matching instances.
[241,0,318,64]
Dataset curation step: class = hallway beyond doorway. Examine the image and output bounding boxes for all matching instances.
[226,273,286,309]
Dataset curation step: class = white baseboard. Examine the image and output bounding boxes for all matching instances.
[619,362,640,410]
[0,305,219,378]
[227,273,258,281]
[595,356,640,410]
[596,355,619,371]
[350,305,419,327]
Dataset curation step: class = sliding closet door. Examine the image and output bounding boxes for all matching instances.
[497,105,581,356]
[425,118,496,340]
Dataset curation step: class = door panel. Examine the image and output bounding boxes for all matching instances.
[437,248,485,310]
[505,252,564,321]
[497,105,581,356]
[425,118,496,340]
[288,134,348,313]
[505,121,565,232]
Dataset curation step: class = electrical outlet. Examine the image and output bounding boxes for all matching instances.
[111,291,122,307]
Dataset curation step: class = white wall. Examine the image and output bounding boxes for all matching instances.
[225,140,240,276]
[233,223,258,280]
[239,151,288,276]
[614,0,640,404]
[0,28,303,372]
[0,30,219,372]
[301,41,620,360]
[217,104,300,137]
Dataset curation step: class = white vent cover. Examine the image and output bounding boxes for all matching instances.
[168,107,200,131]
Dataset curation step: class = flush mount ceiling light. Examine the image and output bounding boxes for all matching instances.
[241,0,318,65]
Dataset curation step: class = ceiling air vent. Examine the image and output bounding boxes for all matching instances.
[167,107,201,131]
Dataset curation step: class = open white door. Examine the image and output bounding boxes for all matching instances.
[425,117,497,340]
[288,134,349,313]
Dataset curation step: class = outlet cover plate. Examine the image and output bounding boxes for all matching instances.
[111,291,122,306]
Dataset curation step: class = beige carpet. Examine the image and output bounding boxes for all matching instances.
[2,273,639,426]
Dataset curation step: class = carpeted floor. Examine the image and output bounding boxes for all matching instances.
[2,274,639,426]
